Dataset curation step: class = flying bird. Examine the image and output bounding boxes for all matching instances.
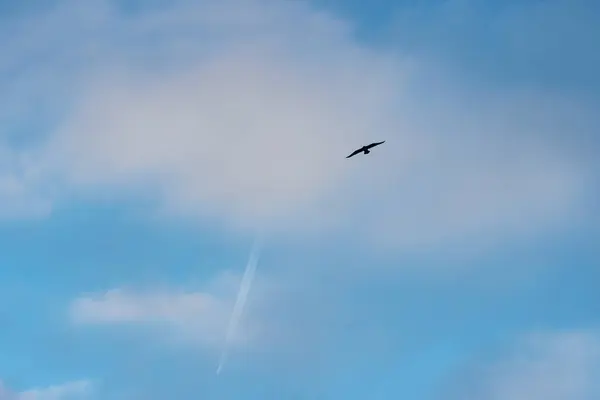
[346,141,385,158]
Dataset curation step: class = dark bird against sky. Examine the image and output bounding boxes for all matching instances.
[346,141,385,158]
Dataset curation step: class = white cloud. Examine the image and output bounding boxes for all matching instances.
[0,0,594,251]
[448,330,600,400]
[70,271,263,349]
[0,380,92,400]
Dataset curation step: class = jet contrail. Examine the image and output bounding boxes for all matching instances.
[216,234,263,375]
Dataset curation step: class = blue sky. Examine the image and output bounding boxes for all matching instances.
[0,0,599,398]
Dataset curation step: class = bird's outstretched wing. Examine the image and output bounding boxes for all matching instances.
[366,141,385,150]
[346,148,362,158]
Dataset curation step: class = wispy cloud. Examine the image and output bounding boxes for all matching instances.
[445,330,600,400]
[0,380,92,400]
[70,271,264,350]
[0,145,51,219]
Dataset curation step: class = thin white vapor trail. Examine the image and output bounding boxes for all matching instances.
[216,234,263,375]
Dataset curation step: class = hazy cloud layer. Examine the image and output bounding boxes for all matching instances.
[1,0,597,253]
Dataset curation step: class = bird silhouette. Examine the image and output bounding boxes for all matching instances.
[346,141,385,158]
